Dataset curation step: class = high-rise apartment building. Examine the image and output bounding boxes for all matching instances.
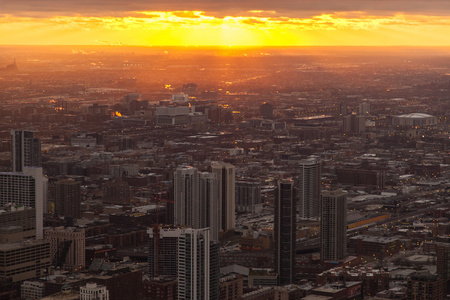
[0,167,46,239]
[320,190,347,261]
[236,181,262,214]
[44,227,85,271]
[178,228,219,300]
[211,163,235,233]
[148,227,181,278]
[343,114,366,134]
[147,227,219,300]
[174,167,199,227]
[358,102,370,115]
[11,130,41,173]
[274,179,296,285]
[296,158,321,219]
[173,167,219,240]
[199,172,219,241]
[55,178,81,219]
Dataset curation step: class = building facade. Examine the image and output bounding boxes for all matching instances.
[147,227,219,300]
[358,102,370,115]
[0,206,36,238]
[174,167,199,227]
[80,283,110,300]
[219,273,243,300]
[343,114,366,134]
[55,179,81,219]
[0,228,50,283]
[11,130,41,173]
[174,167,219,240]
[199,172,219,241]
[0,167,46,239]
[102,179,131,205]
[407,272,445,300]
[296,158,321,219]
[143,276,177,300]
[21,281,45,300]
[274,179,296,285]
[148,227,182,278]
[212,163,235,233]
[178,228,219,300]
[320,189,347,261]
[44,227,85,271]
[235,181,262,214]
[436,243,450,292]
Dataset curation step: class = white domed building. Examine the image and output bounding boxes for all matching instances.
[392,113,437,127]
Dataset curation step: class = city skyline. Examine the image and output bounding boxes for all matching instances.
[1,14,450,297]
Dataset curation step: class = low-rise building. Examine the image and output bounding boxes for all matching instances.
[348,235,401,259]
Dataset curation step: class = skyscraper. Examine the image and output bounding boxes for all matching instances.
[173,167,219,240]
[199,172,219,241]
[148,227,180,278]
[211,163,235,233]
[274,179,296,285]
[174,167,199,227]
[0,167,46,239]
[296,158,321,219]
[358,102,370,115]
[343,114,366,134]
[178,228,219,300]
[236,181,262,214]
[147,227,219,300]
[55,178,81,219]
[320,190,347,261]
[11,130,41,173]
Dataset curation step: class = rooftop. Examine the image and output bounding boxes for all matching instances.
[396,113,434,119]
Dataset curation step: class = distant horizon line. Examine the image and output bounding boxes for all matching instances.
[2,45,450,48]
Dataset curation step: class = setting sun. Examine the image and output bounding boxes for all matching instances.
[2,11,450,46]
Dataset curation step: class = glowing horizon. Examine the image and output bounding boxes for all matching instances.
[2,10,450,47]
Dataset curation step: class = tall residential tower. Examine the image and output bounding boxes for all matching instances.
[320,190,347,261]
[147,227,219,300]
[174,167,199,227]
[11,130,41,173]
[296,158,321,219]
[173,167,219,240]
[211,163,235,233]
[0,167,46,239]
[274,179,296,285]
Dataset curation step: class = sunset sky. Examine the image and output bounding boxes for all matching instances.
[2,0,450,46]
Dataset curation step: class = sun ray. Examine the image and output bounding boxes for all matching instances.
[1,12,450,46]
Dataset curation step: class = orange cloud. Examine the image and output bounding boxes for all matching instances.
[1,11,450,46]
